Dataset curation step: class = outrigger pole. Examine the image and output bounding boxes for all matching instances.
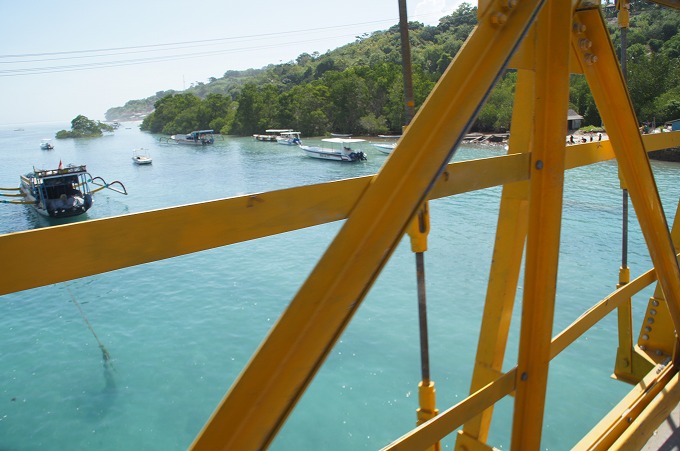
[0,187,32,204]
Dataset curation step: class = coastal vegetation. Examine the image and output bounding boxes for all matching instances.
[108,2,678,136]
[56,115,114,139]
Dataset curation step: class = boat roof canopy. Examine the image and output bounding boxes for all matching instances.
[322,138,366,144]
[266,129,293,133]
[191,130,214,134]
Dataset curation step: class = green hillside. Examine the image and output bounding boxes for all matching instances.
[105,2,679,136]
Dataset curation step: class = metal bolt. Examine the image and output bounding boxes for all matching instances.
[491,12,508,25]
[521,372,528,381]
[645,326,652,332]
[579,38,592,50]
[656,350,663,356]
[652,300,659,307]
[573,22,586,33]
[642,334,649,340]
[584,53,598,65]
[535,160,543,170]
[650,309,657,315]
[647,317,655,324]
[503,0,518,10]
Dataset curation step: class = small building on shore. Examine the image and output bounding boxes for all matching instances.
[666,118,680,131]
[567,109,584,131]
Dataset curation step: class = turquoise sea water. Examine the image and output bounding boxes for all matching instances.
[0,123,678,450]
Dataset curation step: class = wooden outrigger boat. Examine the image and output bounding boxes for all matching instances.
[0,163,127,218]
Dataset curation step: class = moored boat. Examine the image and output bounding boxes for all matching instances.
[169,130,214,145]
[371,142,397,154]
[0,163,127,218]
[276,131,302,145]
[132,148,153,165]
[371,135,400,154]
[254,129,293,142]
[40,139,54,150]
[299,138,367,162]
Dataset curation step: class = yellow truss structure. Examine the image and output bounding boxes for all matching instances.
[1,1,679,449]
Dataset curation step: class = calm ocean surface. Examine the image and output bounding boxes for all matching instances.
[0,122,678,450]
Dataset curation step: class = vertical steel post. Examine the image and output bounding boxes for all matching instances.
[511,0,572,448]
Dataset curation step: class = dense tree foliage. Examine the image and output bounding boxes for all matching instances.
[56,115,114,138]
[135,3,678,137]
[572,2,680,126]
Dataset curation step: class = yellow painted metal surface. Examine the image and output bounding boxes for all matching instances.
[574,8,680,342]
[192,2,545,448]
[456,66,534,449]
[1,1,679,450]
[637,201,680,364]
[511,2,572,448]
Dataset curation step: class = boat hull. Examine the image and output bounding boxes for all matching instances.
[371,143,396,154]
[20,184,92,218]
[300,146,366,162]
[133,157,152,165]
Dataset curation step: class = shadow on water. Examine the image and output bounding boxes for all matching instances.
[63,283,119,421]
[75,355,118,424]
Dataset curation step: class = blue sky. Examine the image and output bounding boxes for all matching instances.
[0,0,465,126]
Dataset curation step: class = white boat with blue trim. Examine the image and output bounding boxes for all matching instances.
[299,138,367,162]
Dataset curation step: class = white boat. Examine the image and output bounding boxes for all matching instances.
[371,135,400,154]
[276,131,302,145]
[40,139,54,150]
[254,129,292,142]
[169,129,214,145]
[299,138,367,162]
[371,142,397,154]
[132,148,152,165]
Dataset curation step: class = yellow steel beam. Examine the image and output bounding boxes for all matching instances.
[386,253,668,450]
[384,370,517,451]
[574,9,680,346]
[1,132,676,299]
[612,370,680,448]
[190,0,546,448]
[511,1,572,448]
[551,262,662,359]
[637,200,680,363]
[1,133,677,297]
[456,66,534,448]
[575,362,676,449]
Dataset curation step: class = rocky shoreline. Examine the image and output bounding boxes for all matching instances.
[464,131,678,162]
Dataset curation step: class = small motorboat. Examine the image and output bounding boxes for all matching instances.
[40,139,54,150]
[371,135,400,154]
[371,142,397,154]
[276,131,302,145]
[132,148,153,165]
[167,130,214,145]
[299,138,367,162]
